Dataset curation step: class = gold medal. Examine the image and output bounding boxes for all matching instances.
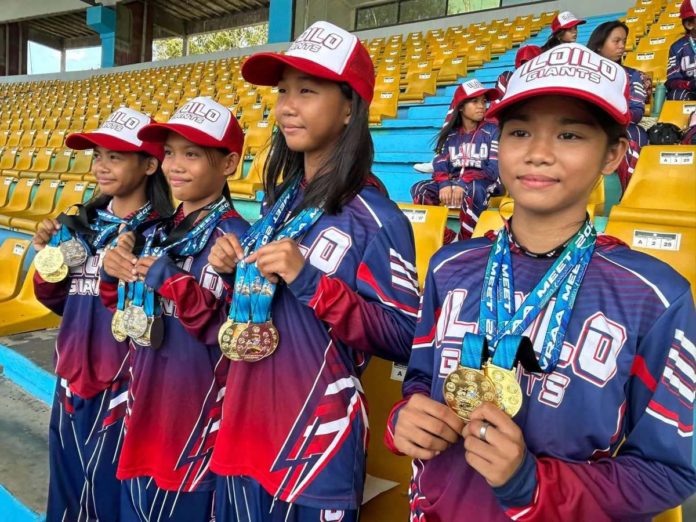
[133,317,152,347]
[35,246,65,277]
[111,310,128,342]
[484,363,523,418]
[123,305,149,339]
[218,321,247,361]
[236,321,279,362]
[41,264,69,283]
[443,367,498,422]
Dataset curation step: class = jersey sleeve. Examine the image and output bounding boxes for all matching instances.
[384,265,441,454]
[98,270,119,312]
[627,69,647,124]
[145,255,229,347]
[666,41,695,91]
[288,213,419,364]
[496,289,696,520]
[33,271,70,316]
[481,124,500,183]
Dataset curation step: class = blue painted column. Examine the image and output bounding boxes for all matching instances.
[268,0,295,43]
[86,6,116,68]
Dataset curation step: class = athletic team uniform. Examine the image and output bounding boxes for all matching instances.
[99,206,249,521]
[410,121,500,240]
[385,228,696,521]
[666,35,696,101]
[210,183,419,520]
[619,65,649,193]
[35,205,159,522]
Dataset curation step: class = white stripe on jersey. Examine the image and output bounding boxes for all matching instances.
[108,391,128,410]
[663,365,695,402]
[390,248,417,275]
[596,252,670,308]
[326,375,364,395]
[668,345,696,383]
[646,406,693,437]
[676,329,696,360]
[356,194,382,227]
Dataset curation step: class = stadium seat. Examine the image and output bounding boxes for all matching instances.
[49,149,74,174]
[14,148,36,171]
[654,507,682,522]
[47,130,68,148]
[29,148,55,173]
[369,90,400,125]
[0,175,14,206]
[0,266,61,336]
[398,203,448,287]
[438,56,468,84]
[6,130,23,148]
[658,101,696,129]
[0,238,31,302]
[623,49,669,82]
[67,149,94,175]
[0,177,36,216]
[400,73,438,103]
[32,130,51,149]
[228,145,268,199]
[10,180,88,232]
[19,130,37,148]
[0,179,59,226]
[0,148,18,170]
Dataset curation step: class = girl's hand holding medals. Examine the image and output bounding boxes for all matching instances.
[245,237,305,285]
[103,232,138,282]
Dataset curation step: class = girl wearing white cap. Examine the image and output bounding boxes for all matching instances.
[207,20,418,522]
[99,97,250,521]
[541,11,586,51]
[387,43,696,520]
[33,108,172,522]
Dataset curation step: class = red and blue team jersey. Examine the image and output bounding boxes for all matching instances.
[624,65,648,124]
[34,209,160,400]
[100,209,249,493]
[385,233,696,521]
[432,121,500,189]
[667,35,696,97]
[211,185,419,510]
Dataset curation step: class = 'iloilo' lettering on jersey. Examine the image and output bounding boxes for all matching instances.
[448,142,489,169]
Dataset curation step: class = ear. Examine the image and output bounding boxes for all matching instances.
[343,98,352,126]
[600,137,629,176]
[222,152,241,177]
[144,156,158,176]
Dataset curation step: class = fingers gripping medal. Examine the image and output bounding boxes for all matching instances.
[443,333,499,422]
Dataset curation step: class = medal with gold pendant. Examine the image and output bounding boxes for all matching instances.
[483,335,527,418]
[35,245,66,279]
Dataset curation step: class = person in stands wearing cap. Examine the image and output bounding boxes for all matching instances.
[541,11,586,51]
[206,20,418,522]
[33,108,172,522]
[386,43,696,521]
[99,97,250,521]
[589,21,649,194]
[495,45,542,99]
[411,79,501,242]
[666,0,696,101]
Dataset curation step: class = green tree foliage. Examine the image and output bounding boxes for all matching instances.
[153,24,268,61]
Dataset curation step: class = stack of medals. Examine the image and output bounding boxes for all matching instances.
[119,197,231,348]
[34,225,89,283]
[443,221,596,422]
[219,178,323,362]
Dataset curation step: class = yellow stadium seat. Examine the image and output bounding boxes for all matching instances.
[0,266,61,336]
[32,130,51,149]
[47,130,68,148]
[622,146,696,212]
[10,181,88,232]
[0,175,15,206]
[623,49,669,83]
[369,90,400,125]
[492,33,513,54]
[0,177,36,215]
[0,179,59,226]
[398,203,448,287]
[468,43,492,68]
[14,148,35,172]
[647,21,683,39]
[19,130,37,148]
[375,75,400,93]
[0,130,9,148]
[403,60,433,85]
[654,507,682,522]
[6,130,23,148]
[0,148,18,170]
[49,149,74,174]
[29,148,55,173]
[0,238,31,302]
[636,34,678,53]
[658,101,696,129]
[228,146,269,200]
[400,73,437,103]
[438,56,468,84]
[68,149,94,174]
[238,103,266,129]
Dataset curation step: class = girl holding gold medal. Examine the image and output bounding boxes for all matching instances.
[207,21,418,522]
[387,44,696,520]
[33,108,171,522]
[99,97,249,521]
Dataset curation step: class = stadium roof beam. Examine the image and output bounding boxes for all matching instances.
[185,7,269,34]
[152,9,187,37]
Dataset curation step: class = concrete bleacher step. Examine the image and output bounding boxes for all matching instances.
[0,375,49,517]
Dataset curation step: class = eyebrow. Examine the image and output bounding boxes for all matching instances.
[559,117,595,126]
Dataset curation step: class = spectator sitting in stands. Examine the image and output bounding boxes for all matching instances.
[589,20,649,193]
[666,0,696,101]
[495,45,542,100]
[541,11,586,51]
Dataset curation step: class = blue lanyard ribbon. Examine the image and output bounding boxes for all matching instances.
[95,202,153,249]
[228,179,323,324]
[477,221,596,372]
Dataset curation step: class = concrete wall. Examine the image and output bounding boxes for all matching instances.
[294,0,634,37]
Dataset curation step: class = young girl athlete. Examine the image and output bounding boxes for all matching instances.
[666,0,696,101]
[33,108,171,522]
[410,79,500,241]
[388,43,696,521]
[100,97,249,521]
[207,20,419,522]
[541,11,585,51]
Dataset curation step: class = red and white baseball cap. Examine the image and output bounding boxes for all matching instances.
[551,11,586,33]
[138,97,244,154]
[242,21,375,104]
[452,79,500,106]
[487,43,630,125]
[515,45,542,69]
[680,0,696,19]
[66,107,164,162]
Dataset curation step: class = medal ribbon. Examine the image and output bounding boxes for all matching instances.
[459,333,489,370]
[116,281,126,313]
[479,221,596,372]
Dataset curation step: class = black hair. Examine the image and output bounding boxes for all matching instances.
[85,152,174,217]
[434,101,464,154]
[262,83,376,215]
[587,21,630,60]
[541,28,575,51]
[203,147,236,205]
[497,98,627,146]
[683,17,696,33]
